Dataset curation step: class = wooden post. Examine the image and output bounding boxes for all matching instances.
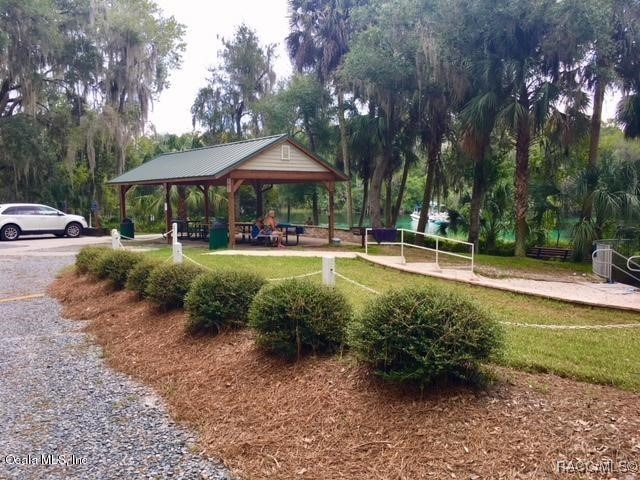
[227,179,244,248]
[165,183,173,245]
[326,181,335,245]
[203,185,210,225]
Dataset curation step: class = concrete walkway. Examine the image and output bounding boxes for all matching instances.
[208,246,640,312]
[359,254,640,313]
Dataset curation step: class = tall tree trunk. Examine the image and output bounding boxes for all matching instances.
[312,187,319,225]
[369,155,386,228]
[235,103,243,138]
[359,178,369,227]
[514,104,531,257]
[254,183,263,218]
[581,76,606,222]
[177,186,188,220]
[304,116,316,152]
[392,157,410,226]
[418,142,440,233]
[12,159,19,200]
[468,154,486,252]
[384,175,393,227]
[337,87,353,227]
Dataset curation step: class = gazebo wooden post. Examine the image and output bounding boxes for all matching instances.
[227,179,244,248]
[165,182,173,245]
[325,181,335,244]
[203,184,210,225]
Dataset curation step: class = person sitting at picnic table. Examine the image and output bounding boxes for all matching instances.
[264,210,285,248]
[251,216,266,240]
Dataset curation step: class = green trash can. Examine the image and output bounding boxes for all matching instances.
[120,218,134,239]
[209,223,228,250]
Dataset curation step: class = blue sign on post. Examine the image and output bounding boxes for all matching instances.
[91,200,99,213]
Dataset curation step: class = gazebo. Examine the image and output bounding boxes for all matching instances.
[107,134,348,247]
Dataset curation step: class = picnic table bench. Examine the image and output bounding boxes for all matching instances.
[526,246,572,261]
[236,222,306,246]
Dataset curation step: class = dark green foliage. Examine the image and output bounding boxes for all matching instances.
[145,263,205,310]
[75,246,110,276]
[95,250,143,289]
[248,279,352,359]
[185,270,266,333]
[348,287,502,386]
[125,258,161,298]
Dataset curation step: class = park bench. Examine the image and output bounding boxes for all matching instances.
[351,227,399,248]
[526,246,572,261]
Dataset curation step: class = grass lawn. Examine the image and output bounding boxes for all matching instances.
[144,247,640,392]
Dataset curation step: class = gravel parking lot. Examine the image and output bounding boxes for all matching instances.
[0,243,229,480]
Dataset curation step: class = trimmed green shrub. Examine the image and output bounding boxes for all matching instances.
[248,279,352,359]
[185,270,266,333]
[348,287,502,386]
[94,250,143,289]
[75,246,110,276]
[145,263,205,310]
[126,258,162,298]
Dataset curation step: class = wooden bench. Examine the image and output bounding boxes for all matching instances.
[526,246,572,261]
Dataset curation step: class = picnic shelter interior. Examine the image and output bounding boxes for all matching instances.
[108,134,348,247]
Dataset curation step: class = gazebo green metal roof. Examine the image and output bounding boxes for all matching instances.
[108,134,292,185]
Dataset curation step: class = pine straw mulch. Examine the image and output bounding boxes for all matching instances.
[49,273,640,480]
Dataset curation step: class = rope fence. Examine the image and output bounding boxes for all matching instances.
[266,271,322,282]
[110,228,640,332]
[330,261,640,332]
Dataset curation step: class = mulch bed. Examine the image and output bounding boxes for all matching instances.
[49,273,640,479]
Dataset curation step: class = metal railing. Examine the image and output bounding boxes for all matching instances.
[365,228,474,272]
[592,247,640,284]
[628,256,640,273]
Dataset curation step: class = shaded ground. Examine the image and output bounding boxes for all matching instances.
[51,273,640,480]
[0,254,227,480]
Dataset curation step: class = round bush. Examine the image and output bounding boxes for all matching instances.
[248,279,352,359]
[145,263,205,310]
[185,270,266,333]
[94,250,143,289]
[348,287,502,386]
[75,246,110,276]
[126,258,161,298]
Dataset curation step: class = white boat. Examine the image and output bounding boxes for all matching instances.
[410,203,449,224]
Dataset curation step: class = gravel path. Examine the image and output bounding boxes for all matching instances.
[0,254,230,480]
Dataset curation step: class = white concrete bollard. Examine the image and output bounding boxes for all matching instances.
[173,242,183,264]
[111,229,121,250]
[172,222,178,246]
[171,222,183,263]
[322,256,335,286]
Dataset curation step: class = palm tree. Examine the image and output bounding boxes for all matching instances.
[570,0,640,222]
[287,0,362,227]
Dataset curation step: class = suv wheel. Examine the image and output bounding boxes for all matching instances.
[1,224,20,241]
[65,222,82,238]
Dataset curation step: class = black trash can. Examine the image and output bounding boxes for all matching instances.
[120,218,134,239]
[209,223,228,250]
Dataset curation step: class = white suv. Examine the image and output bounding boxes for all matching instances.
[0,203,88,241]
